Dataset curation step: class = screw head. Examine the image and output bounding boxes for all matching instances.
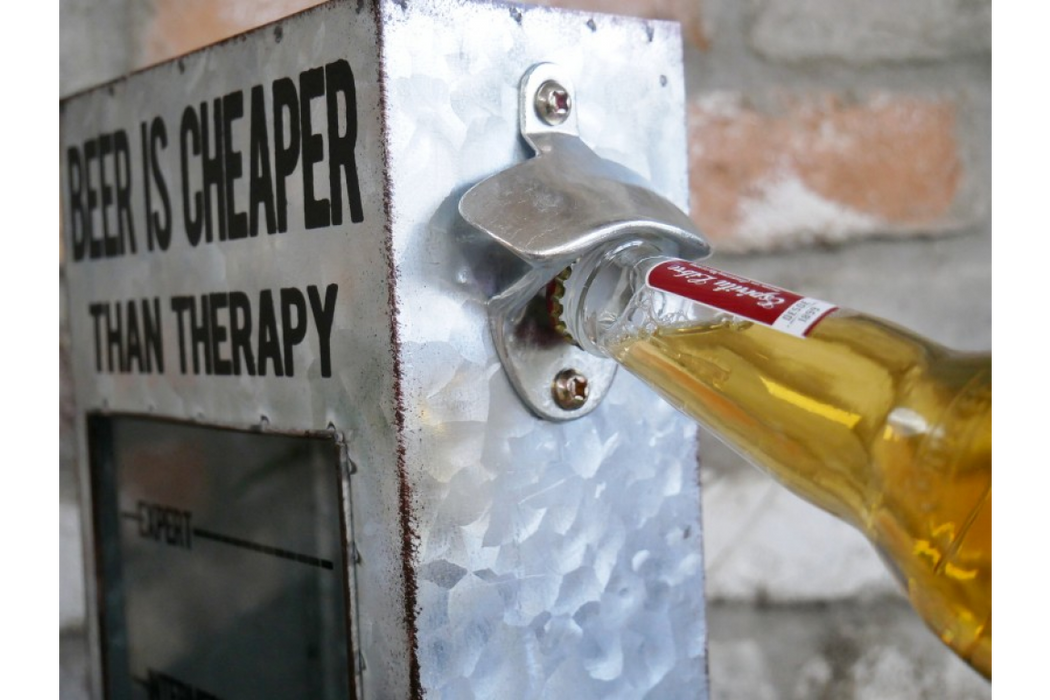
[535,80,572,126]
[552,368,590,410]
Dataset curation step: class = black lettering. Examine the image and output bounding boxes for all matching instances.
[89,302,106,372]
[98,133,118,256]
[201,99,226,243]
[88,299,165,374]
[113,130,136,254]
[299,67,329,229]
[325,60,363,224]
[71,132,137,258]
[222,91,248,240]
[280,287,308,377]
[84,139,102,258]
[229,291,255,376]
[67,148,87,261]
[137,502,150,538]
[105,299,124,372]
[137,503,193,550]
[140,122,154,250]
[150,669,193,700]
[125,299,142,373]
[272,78,300,233]
[190,294,212,374]
[248,85,277,236]
[182,510,193,547]
[148,118,172,251]
[209,292,232,376]
[257,289,283,377]
[180,107,203,246]
[308,284,338,378]
[148,669,217,699]
[143,297,164,373]
[171,296,191,374]
[171,296,210,375]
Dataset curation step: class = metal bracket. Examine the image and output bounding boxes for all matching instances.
[459,63,710,421]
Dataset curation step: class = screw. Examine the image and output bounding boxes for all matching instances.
[552,368,590,410]
[535,80,572,126]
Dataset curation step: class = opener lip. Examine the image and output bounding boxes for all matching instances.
[458,130,709,270]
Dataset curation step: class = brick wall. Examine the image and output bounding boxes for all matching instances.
[60,1,992,697]
[530,0,990,253]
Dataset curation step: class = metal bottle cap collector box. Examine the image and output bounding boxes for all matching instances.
[61,1,709,697]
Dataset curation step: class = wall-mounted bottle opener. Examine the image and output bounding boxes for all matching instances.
[460,63,710,421]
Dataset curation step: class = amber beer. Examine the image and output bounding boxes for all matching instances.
[555,243,991,677]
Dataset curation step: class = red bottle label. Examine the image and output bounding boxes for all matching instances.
[646,260,838,337]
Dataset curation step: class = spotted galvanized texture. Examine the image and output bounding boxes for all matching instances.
[381,1,708,696]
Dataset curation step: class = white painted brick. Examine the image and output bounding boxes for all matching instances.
[707,600,991,699]
[708,637,778,700]
[688,91,985,253]
[851,646,988,700]
[701,438,898,602]
[749,0,991,64]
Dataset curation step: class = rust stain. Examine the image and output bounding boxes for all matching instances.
[372,1,423,696]
[688,93,961,247]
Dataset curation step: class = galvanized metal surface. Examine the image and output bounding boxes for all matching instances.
[383,1,708,696]
[61,0,708,697]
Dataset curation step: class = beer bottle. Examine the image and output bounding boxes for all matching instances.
[551,240,992,677]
